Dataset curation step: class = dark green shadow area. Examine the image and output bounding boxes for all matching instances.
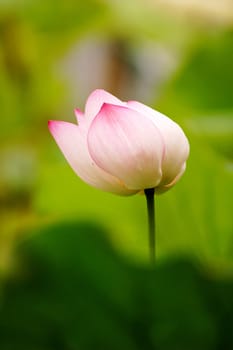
[0,221,233,350]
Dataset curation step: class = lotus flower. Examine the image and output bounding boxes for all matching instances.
[48,89,189,196]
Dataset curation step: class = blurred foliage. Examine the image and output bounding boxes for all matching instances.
[158,30,233,111]
[0,222,233,350]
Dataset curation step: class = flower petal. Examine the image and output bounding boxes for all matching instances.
[87,104,164,190]
[74,108,84,124]
[85,89,124,122]
[127,101,190,185]
[155,163,186,194]
[48,120,137,195]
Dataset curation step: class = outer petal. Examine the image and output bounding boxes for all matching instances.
[87,104,165,190]
[48,120,137,195]
[85,89,124,122]
[155,163,186,194]
[127,101,190,185]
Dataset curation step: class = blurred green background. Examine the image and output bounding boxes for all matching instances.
[1,0,233,349]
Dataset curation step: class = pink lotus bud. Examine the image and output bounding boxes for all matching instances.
[48,89,189,195]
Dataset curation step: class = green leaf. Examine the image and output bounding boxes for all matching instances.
[0,222,233,349]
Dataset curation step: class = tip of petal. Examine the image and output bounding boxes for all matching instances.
[48,120,56,132]
[86,89,108,105]
[48,120,65,138]
[74,108,82,114]
[89,88,111,97]
[74,108,84,124]
[92,88,107,94]
[100,102,126,113]
[48,120,77,137]
[85,89,124,121]
[99,102,112,111]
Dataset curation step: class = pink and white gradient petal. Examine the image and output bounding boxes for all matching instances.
[88,103,165,190]
[127,101,189,186]
[48,120,137,195]
[74,108,85,124]
[85,89,124,122]
[155,163,186,194]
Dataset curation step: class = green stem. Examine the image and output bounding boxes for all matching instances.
[145,188,155,264]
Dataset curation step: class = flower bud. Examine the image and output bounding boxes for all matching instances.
[48,89,189,195]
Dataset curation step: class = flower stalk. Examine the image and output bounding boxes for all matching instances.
[145,188,155,264]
